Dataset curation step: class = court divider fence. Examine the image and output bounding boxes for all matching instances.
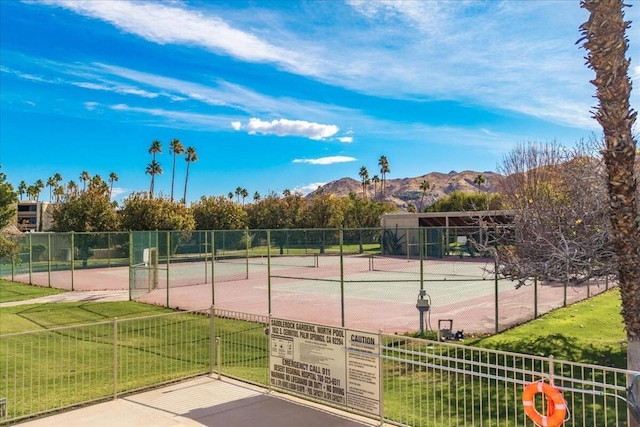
[1,228,614,334]
[1,308,636,426]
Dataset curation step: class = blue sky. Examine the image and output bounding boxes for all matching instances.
[1,0,638,204]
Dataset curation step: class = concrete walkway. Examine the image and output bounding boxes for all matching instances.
[16,376,380,427]
[0,290,129,308]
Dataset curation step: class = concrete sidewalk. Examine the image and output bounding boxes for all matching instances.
[17,376,380,427]
[0,290,129,308]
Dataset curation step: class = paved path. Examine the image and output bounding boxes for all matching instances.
[17,376,380,427]
[0,290,130,308]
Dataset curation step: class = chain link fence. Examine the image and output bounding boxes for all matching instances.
[1,228,614,334]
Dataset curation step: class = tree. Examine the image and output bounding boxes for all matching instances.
[169,138,184,201]
[108,172,119,200]
[419,180,431,212]
[359,166,369,197]
[426,190,502,212]
[580,0,640,382]
[18,181,27,201]
[473,174,486,190]
[79,171,90,192]
[119,192,195,231]
[53,174,119,267]
[53,185,65,203]
[149,139,162,161]
[146,160,163,199]
[0,167,19,262]
[0,167,17,228]
[192,195,248,230]
[227,192,233,200]
[240,188,249,205]
[372,175,380,199]
[235,186,242,204]
[378,155,390,197]
[46,176,57,202]
[33,179,44,202]
[253,191,261,202]
[182,146,198,204]
[66,180,78,197]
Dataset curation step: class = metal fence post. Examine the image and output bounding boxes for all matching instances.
[534,277,538,319]
[204,231,208,284]
[209,306,215,373]
[128,231,133,301]
[113,317,118,400]
[166,230,170,308]
[28,232,32,284]
[378,329,384,426]
[211,231,215,306]
[70,231,75,291]
[494,253,499,334]
[267,230,272,315]
[47,233,51,287]
[340,228,345,327]
[216,337,221,380]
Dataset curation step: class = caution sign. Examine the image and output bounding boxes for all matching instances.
[346,331,380,416]
[269,319,381,417]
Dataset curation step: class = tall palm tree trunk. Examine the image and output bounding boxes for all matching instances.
[580,0,640,405]
[171,153,177,201]
[183,162,190,204]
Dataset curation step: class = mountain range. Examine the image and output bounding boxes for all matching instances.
[317,170,502,210]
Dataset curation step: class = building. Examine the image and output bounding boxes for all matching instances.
[380,210,515,258]
[16,201,55,232]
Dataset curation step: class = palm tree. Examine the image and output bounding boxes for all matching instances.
[53,185,64,203]
[53,172,63,185]
[17,180,27,201]
[146,160,163,199]
[473,174,486,191]
[108,172,119,199]
[149,139,162,161]
[169,138,184,201]
[34,179,44,202]
[182,146,198,204]
[240,188,249,205]
[79,171,90,192]
[253,191,261,202]
[419,180,431,212]
[46,176,56,202]
[67,180,78,196]
[372,175,380,199]
[235,187,242,203]
[26,185,36,201]
[359,166,369,198]
[378,155,390,197]
[228,192,234,200]
[283,189,291,197]
[580,0,640,377]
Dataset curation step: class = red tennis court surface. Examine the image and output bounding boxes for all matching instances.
[11,256,612,335]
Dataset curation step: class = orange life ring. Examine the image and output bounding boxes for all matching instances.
[522,381,567,427]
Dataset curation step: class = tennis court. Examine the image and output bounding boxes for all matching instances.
[133,254,609,334]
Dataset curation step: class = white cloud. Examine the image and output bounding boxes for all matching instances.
[46,0,318,74]
[110,187,128,200]
[72,81,159,98]
[84,101,99,111]
[244,118,339,140]
[337,136,353,143]
[293,182,327,195]
[230,121,242,130]
[292,156,356,165]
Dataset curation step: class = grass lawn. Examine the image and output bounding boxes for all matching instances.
[469,288,626,368]
[0,300,176,334]
[0,279,66,303]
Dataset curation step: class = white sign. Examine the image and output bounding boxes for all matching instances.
[269,319,381,417]
[346,331,380,415]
